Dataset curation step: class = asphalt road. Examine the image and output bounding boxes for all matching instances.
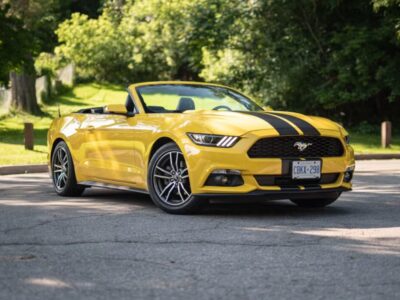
[0,160,399,300]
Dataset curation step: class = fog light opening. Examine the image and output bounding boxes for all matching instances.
[205,169,244,186]
[343,168,354,183]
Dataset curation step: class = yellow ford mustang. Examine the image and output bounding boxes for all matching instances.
[48,81,355,214]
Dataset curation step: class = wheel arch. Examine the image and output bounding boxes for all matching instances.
[149,137,177,163]
[50,137,65,164]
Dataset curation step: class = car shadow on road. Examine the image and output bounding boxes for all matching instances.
[201,201,351,217]
[1,170,398,219]
[82,187,352,217]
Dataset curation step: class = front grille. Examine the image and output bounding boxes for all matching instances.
[248,136,344,158]
[255,173,340,187]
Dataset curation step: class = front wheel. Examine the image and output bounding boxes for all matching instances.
[290,192,341,208]
[147,143,205,214]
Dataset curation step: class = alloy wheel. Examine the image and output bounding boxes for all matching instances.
[153,151,192,206]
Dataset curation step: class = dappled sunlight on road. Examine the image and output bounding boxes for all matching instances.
[293,227,400,256]
[26,278,72,288]
[239,225,400,256]
[294,227,400,239]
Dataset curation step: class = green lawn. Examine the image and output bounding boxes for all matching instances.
[0,83,399,166]
[350,133,400,154]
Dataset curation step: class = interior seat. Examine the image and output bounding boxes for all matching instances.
[176,97,195,111]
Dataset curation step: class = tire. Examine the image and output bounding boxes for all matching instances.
[51,141,85,197]
[290,192,341,208]
[147,142,205,214]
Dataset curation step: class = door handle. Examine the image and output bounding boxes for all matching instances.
[87,126,95,131]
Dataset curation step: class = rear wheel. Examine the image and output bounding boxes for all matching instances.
[51,141,85,196]
[148,143,205,214]
[290,193,341,208]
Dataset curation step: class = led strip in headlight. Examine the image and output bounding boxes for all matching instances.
[187,133,240,148]
[216,136,238,147]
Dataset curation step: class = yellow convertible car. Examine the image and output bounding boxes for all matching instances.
[48,81,355,214]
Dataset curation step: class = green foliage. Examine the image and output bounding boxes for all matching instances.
[0,0,103,85]
[48,0,400,126]
[201,0,400,125]
[54,0,240,82]
[351,121,380,135]
[34,52,61,77]
[0,5,32,83]
[55,12,130,82]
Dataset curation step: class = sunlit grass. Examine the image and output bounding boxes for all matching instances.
[350,133,400,154]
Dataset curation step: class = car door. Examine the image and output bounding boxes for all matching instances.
[79,113,143,186]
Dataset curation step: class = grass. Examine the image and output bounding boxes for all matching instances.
[350,132,400,154]
[0,82,399,165]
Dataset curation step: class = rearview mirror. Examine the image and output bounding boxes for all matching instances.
[104,104,129,115]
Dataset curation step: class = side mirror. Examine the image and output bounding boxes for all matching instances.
[263,106,273,111]
[104,104,130,116]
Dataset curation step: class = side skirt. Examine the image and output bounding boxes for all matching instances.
[79,181,149,194]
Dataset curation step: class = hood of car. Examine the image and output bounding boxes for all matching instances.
[182,110,341,136]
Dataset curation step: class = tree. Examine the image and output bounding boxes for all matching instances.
[1,0,103,114]
[55,12,131,83]
[51,0,400,126]
[0,5,30,84]
[54,0,236,83]
[201,0,400,126]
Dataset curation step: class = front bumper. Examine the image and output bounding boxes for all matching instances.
[184,129,355,195]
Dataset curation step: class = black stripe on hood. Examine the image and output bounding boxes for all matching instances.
[268,112,320,136]
[240,112,299,136]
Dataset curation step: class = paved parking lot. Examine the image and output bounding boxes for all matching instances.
[0,160,399,299]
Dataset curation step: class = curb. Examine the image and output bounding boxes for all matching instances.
[0,164,48,176]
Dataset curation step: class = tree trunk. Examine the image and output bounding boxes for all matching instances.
[10,71,41,114]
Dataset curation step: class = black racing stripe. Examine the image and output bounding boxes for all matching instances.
[240,112,299,136]
[268,113,320,136]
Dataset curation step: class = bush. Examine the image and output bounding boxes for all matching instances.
[351,121,380,135]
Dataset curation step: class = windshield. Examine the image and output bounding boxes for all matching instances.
[136,84,263,113]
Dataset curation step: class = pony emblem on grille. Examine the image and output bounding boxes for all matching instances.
[293,141,312,152]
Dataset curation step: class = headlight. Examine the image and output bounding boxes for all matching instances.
[344,135,350,144]
[187,133,240,147]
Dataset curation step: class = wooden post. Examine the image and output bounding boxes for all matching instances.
[381,121,392,148]
[24,122,34,150]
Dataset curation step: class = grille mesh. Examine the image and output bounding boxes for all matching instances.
[248,136,344,158]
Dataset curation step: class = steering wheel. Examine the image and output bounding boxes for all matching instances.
[212,105,232,111]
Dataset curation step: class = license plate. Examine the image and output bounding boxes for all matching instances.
[292,160,321,179]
